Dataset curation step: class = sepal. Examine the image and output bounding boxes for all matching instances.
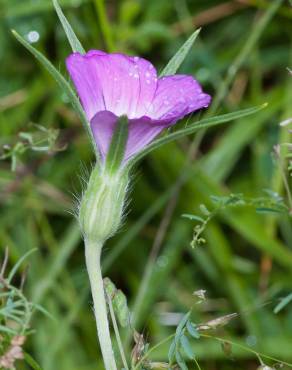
[105,115,128,174]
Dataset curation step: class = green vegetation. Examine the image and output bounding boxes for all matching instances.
[0,0,291,369]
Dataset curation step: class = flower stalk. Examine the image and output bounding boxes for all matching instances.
[79,116,129,369]
[85,239,117,370]
[80,169,128,369]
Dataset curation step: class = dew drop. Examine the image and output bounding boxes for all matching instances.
[145,71,151,78]
[133,73,139,79]
[27,30,40,43]
[133,56,139,62]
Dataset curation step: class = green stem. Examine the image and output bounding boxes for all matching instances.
[85,240,117,370]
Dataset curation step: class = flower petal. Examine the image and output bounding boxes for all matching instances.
[125,116,167,160]
[66,51,158,121]
[91,111,169,162]
[66,52,106,120]
[90,111,118,160]
[151,75,211,121]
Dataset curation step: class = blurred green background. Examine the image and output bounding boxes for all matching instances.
[0,0,292,369]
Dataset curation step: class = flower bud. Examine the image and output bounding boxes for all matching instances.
[79,166,128,243]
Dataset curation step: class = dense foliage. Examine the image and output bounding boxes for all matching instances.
[0,0,291,369]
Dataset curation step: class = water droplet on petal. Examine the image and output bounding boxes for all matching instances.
[133,73,139,79]
[145,71,151,78]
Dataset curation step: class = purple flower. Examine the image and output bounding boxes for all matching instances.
[66,50,211,162]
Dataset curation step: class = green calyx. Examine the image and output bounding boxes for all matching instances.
[79,116,130,243]
[105,115,129,175]
[79,166,128,243]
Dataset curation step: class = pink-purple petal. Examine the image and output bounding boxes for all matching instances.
[91,111,170,161]
[66,51,158,121]
[66,52,106,121]
[150,75,211,121]
[66,50,212,163]
[90,111,117,160]
[126,116,167,160]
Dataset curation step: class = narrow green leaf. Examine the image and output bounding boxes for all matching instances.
[105,115,128,174]
[24,352,44,370]
[34,303,56,321]
[182,214,204,223]
[11,30,97,155]
[160,28,201,77]
[52,0,85,54]
[104,278,130,327]
[0,324,17,335]
[128,104,267,167]
[175,312,190,344]
[7,248,37,283]
[168,339,176,364]
[274,293,292,314]
[180,335,194,360]
[175,351,189,370]
[199,204,210,216]
[186,321,200,339]
[255,207,282,214]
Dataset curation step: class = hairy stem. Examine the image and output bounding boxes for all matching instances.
[85,240,117,370]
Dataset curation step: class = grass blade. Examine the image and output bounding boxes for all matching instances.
[7,248,37,283]
[160,28,201,77]
[52,0,85,54]
[274,293,292,314]
[128,103,267,167]
[24,352,44,370]
[11,30,97,155]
